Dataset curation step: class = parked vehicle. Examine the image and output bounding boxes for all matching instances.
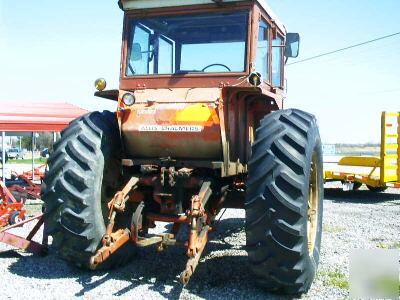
[40,148,49,158]
[325,111,400,191]
[7,148,23,160]
[0,148,8,164]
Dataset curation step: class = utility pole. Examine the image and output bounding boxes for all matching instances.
[1,131,5,181]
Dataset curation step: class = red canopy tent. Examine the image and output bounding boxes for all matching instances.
[0,102,89,180]
[0,102,89,132]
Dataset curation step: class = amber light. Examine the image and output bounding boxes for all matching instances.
[94,78,107,91]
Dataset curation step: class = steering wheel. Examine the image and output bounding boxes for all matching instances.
[202,63,231,72]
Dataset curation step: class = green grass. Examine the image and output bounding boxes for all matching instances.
[25,203,43,216]
[319,270,349,290]
[373,276,400,297]
[323,224,345,233]
[8,158,47,164]
[377,241,400,249]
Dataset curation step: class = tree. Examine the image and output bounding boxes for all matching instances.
[36,132,54,151]
[21,136,32,150]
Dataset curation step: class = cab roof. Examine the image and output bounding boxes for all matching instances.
[119,0,286,33]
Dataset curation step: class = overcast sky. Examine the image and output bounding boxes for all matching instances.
[1,1,399,143]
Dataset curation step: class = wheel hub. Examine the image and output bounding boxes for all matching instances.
[307,152,319,256]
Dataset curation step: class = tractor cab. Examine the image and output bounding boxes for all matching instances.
[117,0,299,89]
[95,0,300,169]
[97,0,299,96]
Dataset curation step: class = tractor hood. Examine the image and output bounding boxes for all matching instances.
[118,90,223,161]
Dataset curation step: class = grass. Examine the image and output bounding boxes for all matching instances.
[376,241,400,249]
[373,276,400,297]
[323,224,345,233]
[319,270,350,290]
[25,203,43,216]
[8,158,47,165]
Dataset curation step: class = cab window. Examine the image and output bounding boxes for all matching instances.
[272,35,284,87]
[256,20,269,82]
[126,11,248,75]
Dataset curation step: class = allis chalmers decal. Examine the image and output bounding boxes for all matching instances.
[138,125,204,132]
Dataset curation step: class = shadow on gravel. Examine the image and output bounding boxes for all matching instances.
[324,188,400,204]
[5,217,287,299]
[0,249,24,258]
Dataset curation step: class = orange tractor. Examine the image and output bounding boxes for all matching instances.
[43,0,323,295]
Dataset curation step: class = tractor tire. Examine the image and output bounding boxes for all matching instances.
[366,185,387,193]
[245,109,323,295]
[42,111,136,270]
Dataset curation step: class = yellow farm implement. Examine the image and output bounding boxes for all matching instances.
[324,112,400,191]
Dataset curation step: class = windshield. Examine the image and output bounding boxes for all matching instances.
[126,11,248,76]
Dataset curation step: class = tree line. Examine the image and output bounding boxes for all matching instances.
[17,132,60,151]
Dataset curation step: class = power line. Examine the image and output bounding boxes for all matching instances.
[287,32,400,66]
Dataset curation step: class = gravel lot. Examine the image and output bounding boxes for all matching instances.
[1,184,399,299]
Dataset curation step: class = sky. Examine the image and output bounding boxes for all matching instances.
[1,0,399,144]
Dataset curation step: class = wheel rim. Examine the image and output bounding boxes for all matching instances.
[15,215,24,223]
[307,152,319,256]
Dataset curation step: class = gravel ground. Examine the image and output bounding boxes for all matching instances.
[1,184,399,299]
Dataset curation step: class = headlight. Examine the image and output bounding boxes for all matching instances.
[122,93,135,106]
[94,78,107,91]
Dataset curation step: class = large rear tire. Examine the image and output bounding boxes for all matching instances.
[245,109,323,295]
[42,111,135,269]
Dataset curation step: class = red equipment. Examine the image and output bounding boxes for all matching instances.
[0,214,47,255]
[0,180,26,227]
[8,172,42,202]
[19,164,46,182]
[0,180,47,255]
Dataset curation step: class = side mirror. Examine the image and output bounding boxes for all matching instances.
[285,33,300,58]
[131,43,143,61]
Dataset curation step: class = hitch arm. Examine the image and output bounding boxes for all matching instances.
[90,229,130,269]
[187,181,212,257]
[180,180,213,284]
[180,224,210,285]
[89,177,138,269]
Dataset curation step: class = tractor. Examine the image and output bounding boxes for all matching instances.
[43,0,323,295]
